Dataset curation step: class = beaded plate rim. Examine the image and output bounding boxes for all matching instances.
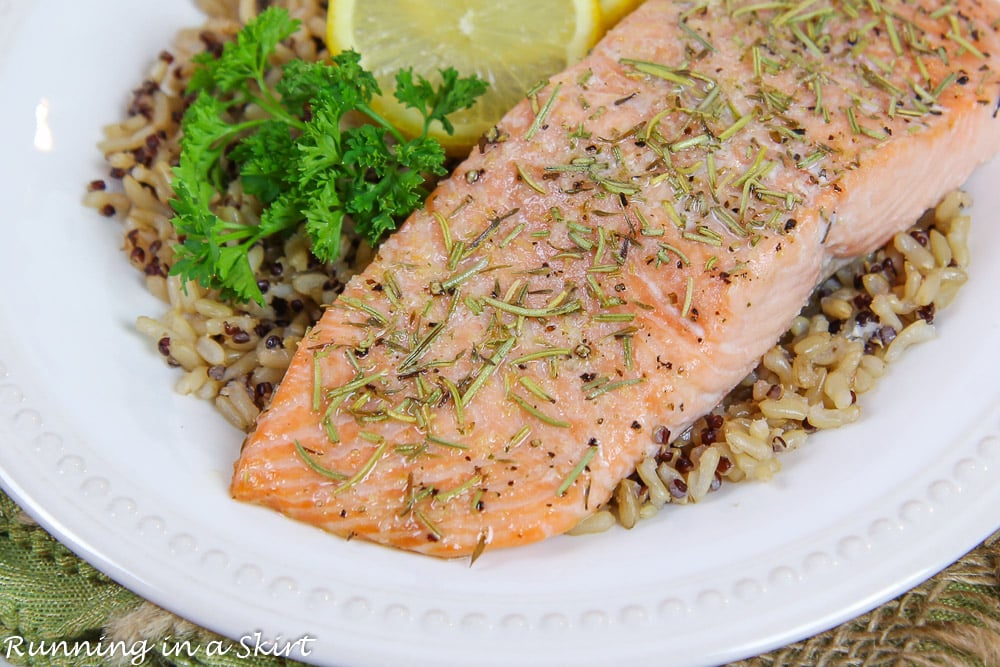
[0,2,998,666]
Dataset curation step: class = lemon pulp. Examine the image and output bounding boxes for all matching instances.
[327,0,602,153]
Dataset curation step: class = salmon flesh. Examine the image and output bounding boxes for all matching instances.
[231,0,1000,557]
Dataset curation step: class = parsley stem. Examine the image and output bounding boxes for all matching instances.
[357,102,408,144]
[251,85,307,131]
[169,9,487,305]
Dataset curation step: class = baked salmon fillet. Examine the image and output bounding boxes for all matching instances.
[231,0,1000,557]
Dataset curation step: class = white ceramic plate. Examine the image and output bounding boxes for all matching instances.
[1,2,998,666]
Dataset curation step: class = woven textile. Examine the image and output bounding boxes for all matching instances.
[731,530,1000,667]
[0,492,291,667]
[1,490,997,666]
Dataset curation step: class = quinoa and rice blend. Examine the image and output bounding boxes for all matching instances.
[84,0,974,534]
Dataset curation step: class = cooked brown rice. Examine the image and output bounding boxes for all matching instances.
[85,0,973,532]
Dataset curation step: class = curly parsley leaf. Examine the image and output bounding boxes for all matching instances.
[187,6,299,96]
[394,67,489,136]
[168,7,487,304]
[170,180,261,304]
[229,120,298,204]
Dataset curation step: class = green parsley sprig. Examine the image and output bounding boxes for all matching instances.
[169,7,488,304]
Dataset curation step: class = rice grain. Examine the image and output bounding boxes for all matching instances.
[86,0,976,536]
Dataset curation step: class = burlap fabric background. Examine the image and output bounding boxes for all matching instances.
[0,490,997,667]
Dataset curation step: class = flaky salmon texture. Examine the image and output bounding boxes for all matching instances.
[232,0,1000,557]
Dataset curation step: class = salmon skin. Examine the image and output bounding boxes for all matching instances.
[231,0,1000,557]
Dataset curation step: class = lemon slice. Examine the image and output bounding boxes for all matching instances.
[598,0,644,27]
[327,0,602,153]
